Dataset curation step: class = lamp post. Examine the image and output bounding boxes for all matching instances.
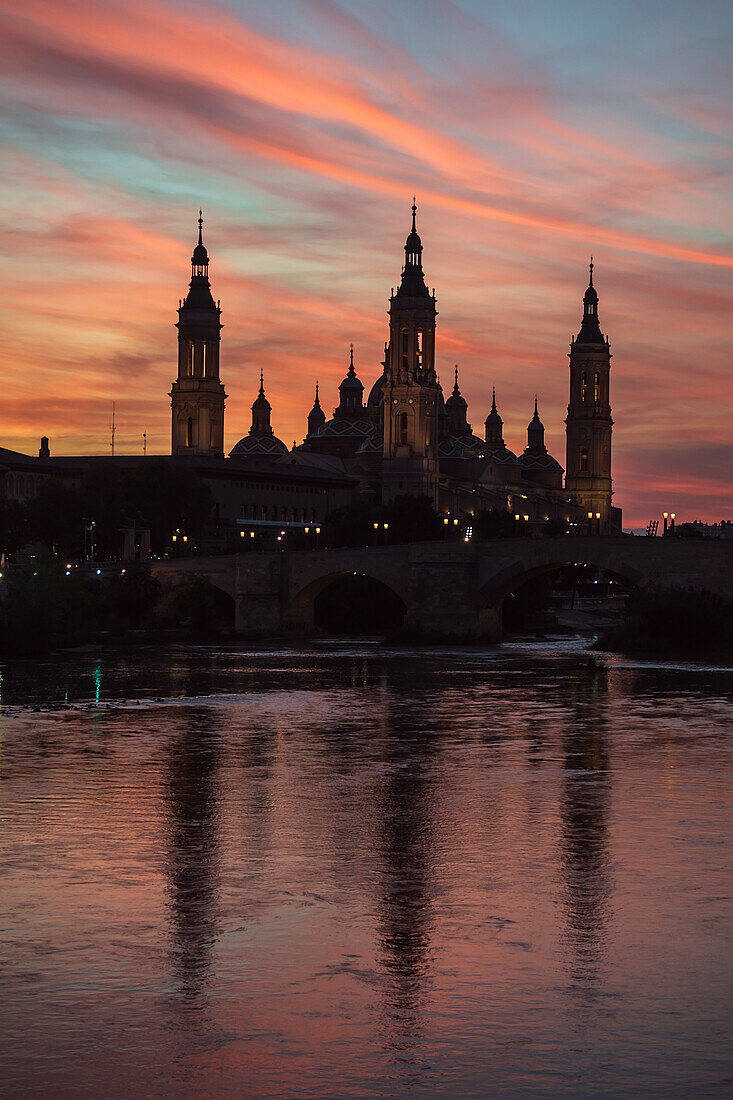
[663,512,668,536]
[595,512,601,536]
[670,513,676,535]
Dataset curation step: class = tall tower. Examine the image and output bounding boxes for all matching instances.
[170,213,226,457]
[565,261,613,527]
[382,202,440,503]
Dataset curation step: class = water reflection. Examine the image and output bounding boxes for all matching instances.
[376,703,439,1072]
[164,710,222,999]
[1,647,731,1099]
[560,671,612,983]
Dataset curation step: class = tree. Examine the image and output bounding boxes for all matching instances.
[380,494,442,543]
[0,500,29,559]
[122,461,212,553]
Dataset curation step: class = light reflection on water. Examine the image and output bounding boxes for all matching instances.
[0,643,731,1098]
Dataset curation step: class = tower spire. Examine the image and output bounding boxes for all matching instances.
[411,196,417,233]
[577,258,603,343]
[259,368,265,395]
[198,209,203,246]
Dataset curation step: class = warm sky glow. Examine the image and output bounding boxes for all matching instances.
[1,0,731,525]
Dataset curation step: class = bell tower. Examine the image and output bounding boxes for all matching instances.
[565,260,613,527]
[382,201,440,503]
[170,213,226,457]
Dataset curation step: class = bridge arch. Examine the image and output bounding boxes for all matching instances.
[155,577,236,632]
[475,549,644,635]
[284,570,408,635]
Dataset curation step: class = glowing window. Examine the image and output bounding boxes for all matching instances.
[594,371,600,402]
[581,372,587,401]
[579,449,589,473]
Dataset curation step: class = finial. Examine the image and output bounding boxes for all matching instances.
[411,197,417,233]
[455,365,459,386]
[315,380,319,403]
[491,385,497,411]
[259,369,264,394]
[534,393,538,415]
[198,209,203,246]
[349,343,355,373]
[589,255,594,286]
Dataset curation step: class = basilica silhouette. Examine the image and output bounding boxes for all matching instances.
[1,204,619,536]
[170,204,618,531]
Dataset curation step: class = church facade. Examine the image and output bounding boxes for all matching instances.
[173,205,619,532]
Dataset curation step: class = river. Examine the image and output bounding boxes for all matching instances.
[0,641,731,1098]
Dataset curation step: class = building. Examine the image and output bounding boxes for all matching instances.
[2,205,620,538]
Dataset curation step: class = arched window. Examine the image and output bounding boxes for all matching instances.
[581,372,587,402]
[594,371,600,402]
[579,449,589,473]
[186,417,194,447]
[416,329,423,369]
[399,412,409,445]
[202,343,207,378]
[186,342,194,376]
[209,421,216,448]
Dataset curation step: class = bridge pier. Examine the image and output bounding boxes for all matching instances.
[234,554,283,637]
[403,546,497,641]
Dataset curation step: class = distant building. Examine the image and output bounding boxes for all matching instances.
[2,204,621,536]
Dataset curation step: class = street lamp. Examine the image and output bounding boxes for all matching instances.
[663,512,668,536]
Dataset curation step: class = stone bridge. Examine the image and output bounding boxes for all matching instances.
[150,537,733,640]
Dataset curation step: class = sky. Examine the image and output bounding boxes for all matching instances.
[0,0,731,527]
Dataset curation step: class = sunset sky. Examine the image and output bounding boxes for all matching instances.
[1,0,731,526]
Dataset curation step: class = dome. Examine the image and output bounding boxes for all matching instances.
[229,433,288,457]
[405,228,422,254]
[482,444,517,465]
[367,370,386,408]
[192,240,209,267]
[252,390,271,412]
[313,417,376,440]
[519,450,562,471]
[446,369,467,411]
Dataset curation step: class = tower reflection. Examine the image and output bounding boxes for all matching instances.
[375,703,439,1068]
[163,709,221,999]
[560,671,612,984]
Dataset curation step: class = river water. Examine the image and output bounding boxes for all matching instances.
[0,641,731,1099]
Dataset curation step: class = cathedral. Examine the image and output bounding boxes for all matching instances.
[1,204,620,538]
[169,204,619,532]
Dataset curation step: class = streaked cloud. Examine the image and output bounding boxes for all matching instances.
[0,0,730,524]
